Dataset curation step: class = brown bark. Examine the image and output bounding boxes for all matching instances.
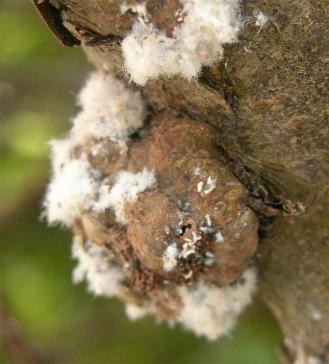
[33,1,329,362]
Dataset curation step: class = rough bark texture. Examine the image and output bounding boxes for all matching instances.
[35,1,329,363]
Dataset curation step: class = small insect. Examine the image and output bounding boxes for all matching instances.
[31,0,80,47]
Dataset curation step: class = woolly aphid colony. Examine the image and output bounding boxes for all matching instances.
[44,72,153,227]
[122,0,242,85]
[44,0,259,340]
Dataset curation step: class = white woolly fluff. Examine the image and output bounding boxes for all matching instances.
[72,71,146,144]
[163,243,179,272]
[124,267,257,341]
[48,138,74,174]
[122,0,242,85]
[125,303,149,321]
[176,267,257,340]
[93,168,156,224]
[44,150,100,226]
[72,237,123,297]
[43,71,148,227]
[44,152,154,228]
[253,10,268,28]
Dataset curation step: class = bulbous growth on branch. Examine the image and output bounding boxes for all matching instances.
[44,72,258,340]
[35,0,329,360]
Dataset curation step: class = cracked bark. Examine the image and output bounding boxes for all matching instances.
[33,1,329,363]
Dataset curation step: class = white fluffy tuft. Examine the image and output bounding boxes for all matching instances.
[72,237,123,297]
[73,71,146,144]
[43,71,148,227]
[125,304,149,321]
[124,267,257,340]
[176,267,257,340]
[122,0,241,85]
[253,10,269,28]
[94,168,156,224]
[44,149,100,226]
[163,243,179,272]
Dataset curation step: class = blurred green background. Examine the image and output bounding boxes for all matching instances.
[0,1,282,363]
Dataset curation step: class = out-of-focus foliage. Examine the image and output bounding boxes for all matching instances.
[0,1,282,363]
[0,0,85,221]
